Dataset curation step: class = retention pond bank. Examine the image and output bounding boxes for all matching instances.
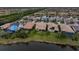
[0,41,78,51]
[0,38,78,50]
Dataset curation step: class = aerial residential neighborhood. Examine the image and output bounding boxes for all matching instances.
[0,7,79,50]
[0,10,78,36]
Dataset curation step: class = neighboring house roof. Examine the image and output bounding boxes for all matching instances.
[36,17,41,20]
[41,16,48,21]
[28,16,35,20]
[60,24,74,33]
[1,23,11,29]
[35,22,47,30]
[69,23,79,32]
[23,22,35,30]
[49,17,55,21]
[72,26,79,32]
[68,23,79,27]
[47,22,59,31]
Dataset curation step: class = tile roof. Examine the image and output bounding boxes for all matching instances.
[60,24,74,33]
[35,22,47,30]
[47,22,59,31]
[23,22,35,30]
[1,23,11,29]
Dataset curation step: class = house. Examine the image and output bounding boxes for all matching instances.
[72,26,79,32]
[47,22,59,32]
[23,22,35,30]
[60,24,74,36]
[49,17,55,22]
[1,22,24,33]
[58,12,69,16]
[35,17,41,21]
[0,23,11,30]
[48,12,56,16]
[22,16,28,20]
[55,16,60,21]
[73,18,78,23]
[69,23,79,32]
[34,11,45,16]
[41,16,48,22]
[23,16,35,21]
[32,16,38,21]
[35,22,47,31]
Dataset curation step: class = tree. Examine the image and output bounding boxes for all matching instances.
[56,32,67,40]
[72,32,79,41]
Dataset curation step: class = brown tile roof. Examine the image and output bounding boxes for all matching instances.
[47,22,59,31]
[23,22,35,30]
[35,22,47,30]
[60,24,74,33]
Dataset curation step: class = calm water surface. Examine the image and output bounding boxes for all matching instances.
[0,42,78,51]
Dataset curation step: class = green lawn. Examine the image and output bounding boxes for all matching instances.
[0,29,79,46]
[27,29,69,42]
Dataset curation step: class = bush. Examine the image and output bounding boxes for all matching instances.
[0,29,28,39]
[14,29,28,39]
[72,33,79,41]
[56,32,67,40]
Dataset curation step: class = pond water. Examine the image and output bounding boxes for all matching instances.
[0,42,78,51]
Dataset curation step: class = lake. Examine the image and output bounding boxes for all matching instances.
[0,41,78,51]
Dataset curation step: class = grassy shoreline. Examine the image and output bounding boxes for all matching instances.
[0,38,78,48]
[0,29,79,47]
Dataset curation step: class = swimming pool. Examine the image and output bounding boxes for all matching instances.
[5,23,19,33]
[9,23,18,31]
